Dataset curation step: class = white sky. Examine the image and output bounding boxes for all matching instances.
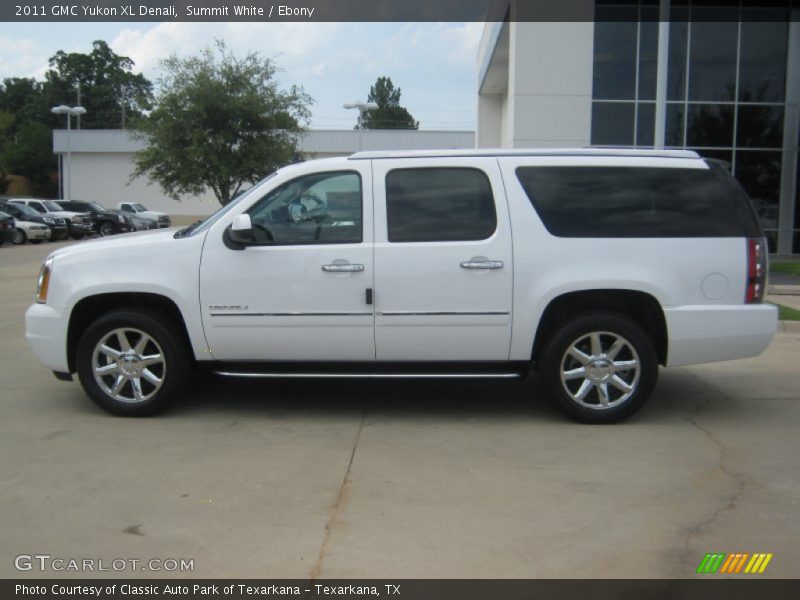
[0,21,482,130]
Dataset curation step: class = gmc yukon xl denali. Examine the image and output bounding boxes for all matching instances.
[25,149,777,423]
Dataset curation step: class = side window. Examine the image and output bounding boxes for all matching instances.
[121,204,133,213]
[31,202,45,213]
[247,171,362,245]
[516,166,747,238]
[385,168,497,242]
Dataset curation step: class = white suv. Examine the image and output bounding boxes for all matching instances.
[25,149,777,422]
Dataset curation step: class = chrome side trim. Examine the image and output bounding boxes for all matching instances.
[213,371,521,379]
[210,312,373,317]
[378,310,511,316]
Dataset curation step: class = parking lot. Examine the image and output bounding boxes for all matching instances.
[1,240,799,579]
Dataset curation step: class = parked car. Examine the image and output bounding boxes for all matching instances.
[25,149,777,422]
[8,198,94,239]
[0,200,69,240]
[118,202,172,228]
[0,211,15,245]
[55,200,133,237]
[12,219,50,244]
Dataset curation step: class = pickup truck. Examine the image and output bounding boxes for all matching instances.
[118,203,172,229]
[25,149,777,423]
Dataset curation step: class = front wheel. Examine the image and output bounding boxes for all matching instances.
[539,312,658,424]
[98,221,115,237]
[12,229,26,245]
[76,308,190,416]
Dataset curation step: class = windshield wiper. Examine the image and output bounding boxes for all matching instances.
[174,219,204,238]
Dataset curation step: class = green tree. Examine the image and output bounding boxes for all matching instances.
[2,121,57,196]
[132,41,312,206]
[359,77,418,130]
[0,110,13,193]
[45,40,153,128]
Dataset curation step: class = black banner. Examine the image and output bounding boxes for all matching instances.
[2,0,799,23]
[4,579,800,600]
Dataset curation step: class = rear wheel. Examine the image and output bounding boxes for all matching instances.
[76,308,190,416]
[539,312,658,423]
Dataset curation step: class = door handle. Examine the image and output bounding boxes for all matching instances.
[321,263,364,273]
[460,260,504,270]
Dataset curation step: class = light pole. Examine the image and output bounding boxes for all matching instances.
[343,101,378,151]
[51,104,87,200]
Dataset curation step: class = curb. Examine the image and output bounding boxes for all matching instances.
[778,320,800,333]
[768,285,800,296]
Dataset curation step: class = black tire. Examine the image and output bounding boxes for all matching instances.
[12,229,26,245]
[31,239,42,244]
[76,307,191,416]
[538,312,658,424]
[98,221,115,237]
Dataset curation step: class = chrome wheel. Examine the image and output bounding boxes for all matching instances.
[559,331,640,410]
[99,222,114,237]
[91,328,166,404]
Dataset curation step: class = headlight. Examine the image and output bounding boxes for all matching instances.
[71,215,82,224]
[118,214,126,223]
[43,217,55,224]
[35,257,54,304]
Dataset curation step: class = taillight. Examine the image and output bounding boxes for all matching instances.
[745,238,767,304]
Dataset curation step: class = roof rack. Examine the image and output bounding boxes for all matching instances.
[348,148,701,160]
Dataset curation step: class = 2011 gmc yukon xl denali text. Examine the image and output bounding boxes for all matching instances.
[25,149,777,423]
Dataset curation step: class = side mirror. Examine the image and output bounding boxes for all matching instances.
[228,213,254,245]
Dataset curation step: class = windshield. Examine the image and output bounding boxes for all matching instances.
[18,204,39,216]
[176,172,277,238]
[133,204,147,211]
[0,211,10,219]
[44,201,63,211]
[89,201,107,211]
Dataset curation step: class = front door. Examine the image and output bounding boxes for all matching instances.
[200,165,375,361]
[372,157,513,361]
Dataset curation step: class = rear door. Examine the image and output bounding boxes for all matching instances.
[372,157,513,361]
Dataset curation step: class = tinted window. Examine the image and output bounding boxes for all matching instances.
[688,12,738,102]
[386,168,496,243]
[247,171,362,245]
[516,165,758,238]
[592,8,638,100]
[591,102,634,146]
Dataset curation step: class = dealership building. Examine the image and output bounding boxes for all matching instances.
[52,129,474,215]
[477,1,800,254]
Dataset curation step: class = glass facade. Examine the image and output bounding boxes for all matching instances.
[592,1,798,253]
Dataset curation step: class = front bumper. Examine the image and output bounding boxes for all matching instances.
[49,226,69,240]
[26,228,51,241]
[665,304,778,367]
[68,222,93,236]
[25,303,70,373]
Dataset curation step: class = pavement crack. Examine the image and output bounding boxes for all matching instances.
[682,370,746,556]
[309,409,367,580]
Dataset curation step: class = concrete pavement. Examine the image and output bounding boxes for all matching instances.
[1,241,799,579]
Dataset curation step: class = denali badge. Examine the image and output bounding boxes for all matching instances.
[208,305,249,311]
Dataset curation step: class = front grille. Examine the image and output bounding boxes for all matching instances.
[158,216,171,226]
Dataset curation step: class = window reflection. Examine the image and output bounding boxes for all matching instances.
[739,15,788,103]
[736,106,784,149]
[688,12,738,102]
[687,104,734,148]
[592,102,635,146]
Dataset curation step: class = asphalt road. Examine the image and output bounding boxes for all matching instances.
[1,240,799,579]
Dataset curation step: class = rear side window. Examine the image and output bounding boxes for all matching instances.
[516,165,760,237]
[386,168,497,242]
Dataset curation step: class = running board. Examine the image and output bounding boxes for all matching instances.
[212,371,522,380]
